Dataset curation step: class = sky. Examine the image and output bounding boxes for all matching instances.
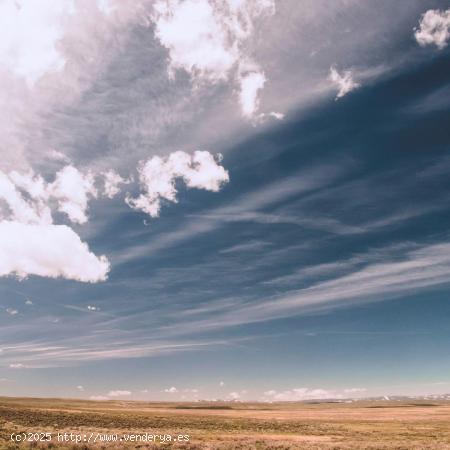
[1,0,450,402]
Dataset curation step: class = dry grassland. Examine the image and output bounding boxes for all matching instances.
[0,397,449,449]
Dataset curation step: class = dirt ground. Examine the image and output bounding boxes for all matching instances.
[0,396,450,449]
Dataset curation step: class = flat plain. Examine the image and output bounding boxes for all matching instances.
[1,396,450,449]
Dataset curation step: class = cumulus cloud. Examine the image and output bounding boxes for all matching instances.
[0,0,139,89]
[329,66,360,99]
[152,0,275,118]
[9,363,27,369]
[268,112,284,120]
[228,391,241,400]
[87,305,100,311]
[262,387,368,401]
[90,395,109,401]
[0,165,111,282]
[4,165,128,226]
[164,386,178,393]
[0,221,110,282]
[0,0,147,171]
[239,71,266,118]
[46,150,71,164]
[263,388,341,401]
[414,8,450,49]
[0,0,72,86]
[102,170,129,199]
[76,385,84,391]
[6,308,18,316]
[8,170,50,203]
[153,0,237,82]
[126,151,229,217]
[108,390,132,397]
[0,171,51,224]
[1,166,97,226]
[344,388,367,394]
[0,150,229,282]
[252,110,285,124]
[49,166,97,224]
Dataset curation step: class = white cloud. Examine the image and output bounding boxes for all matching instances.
[0,165,111,283]
[46,150,71,163]
[0,151,229,282]
[1,166,97,225]
[219,381,225,387]
[253,110,285,124]
[228,391,241,400]
[263,388,340,401]
[90,395,108,401]
[9,363,27,369]
[239,71,266,118]
[414,9,450,49]
[76,385,84,391]
[87,305,100,311]
[268,111,284,120]
[153,0,237,82]
[126,151,229,217]
[344,388,367,394]
[329,66,360,100]
[6,308,18,316]
[164,386,178,393]
[97,0,115,15]
[25,299,33,305]
[0,0,73,86]
[49,166,97,224]
[0,171,51,224]
[0,221,110,282]
[102,170,129,199]
[262,387,367,401]
[152,0,275,117]
[107,390,131,397]
[8,170,49,203]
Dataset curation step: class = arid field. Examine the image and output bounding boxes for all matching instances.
[1,396,450,449]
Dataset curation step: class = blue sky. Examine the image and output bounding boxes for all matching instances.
[1,0,450,401]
